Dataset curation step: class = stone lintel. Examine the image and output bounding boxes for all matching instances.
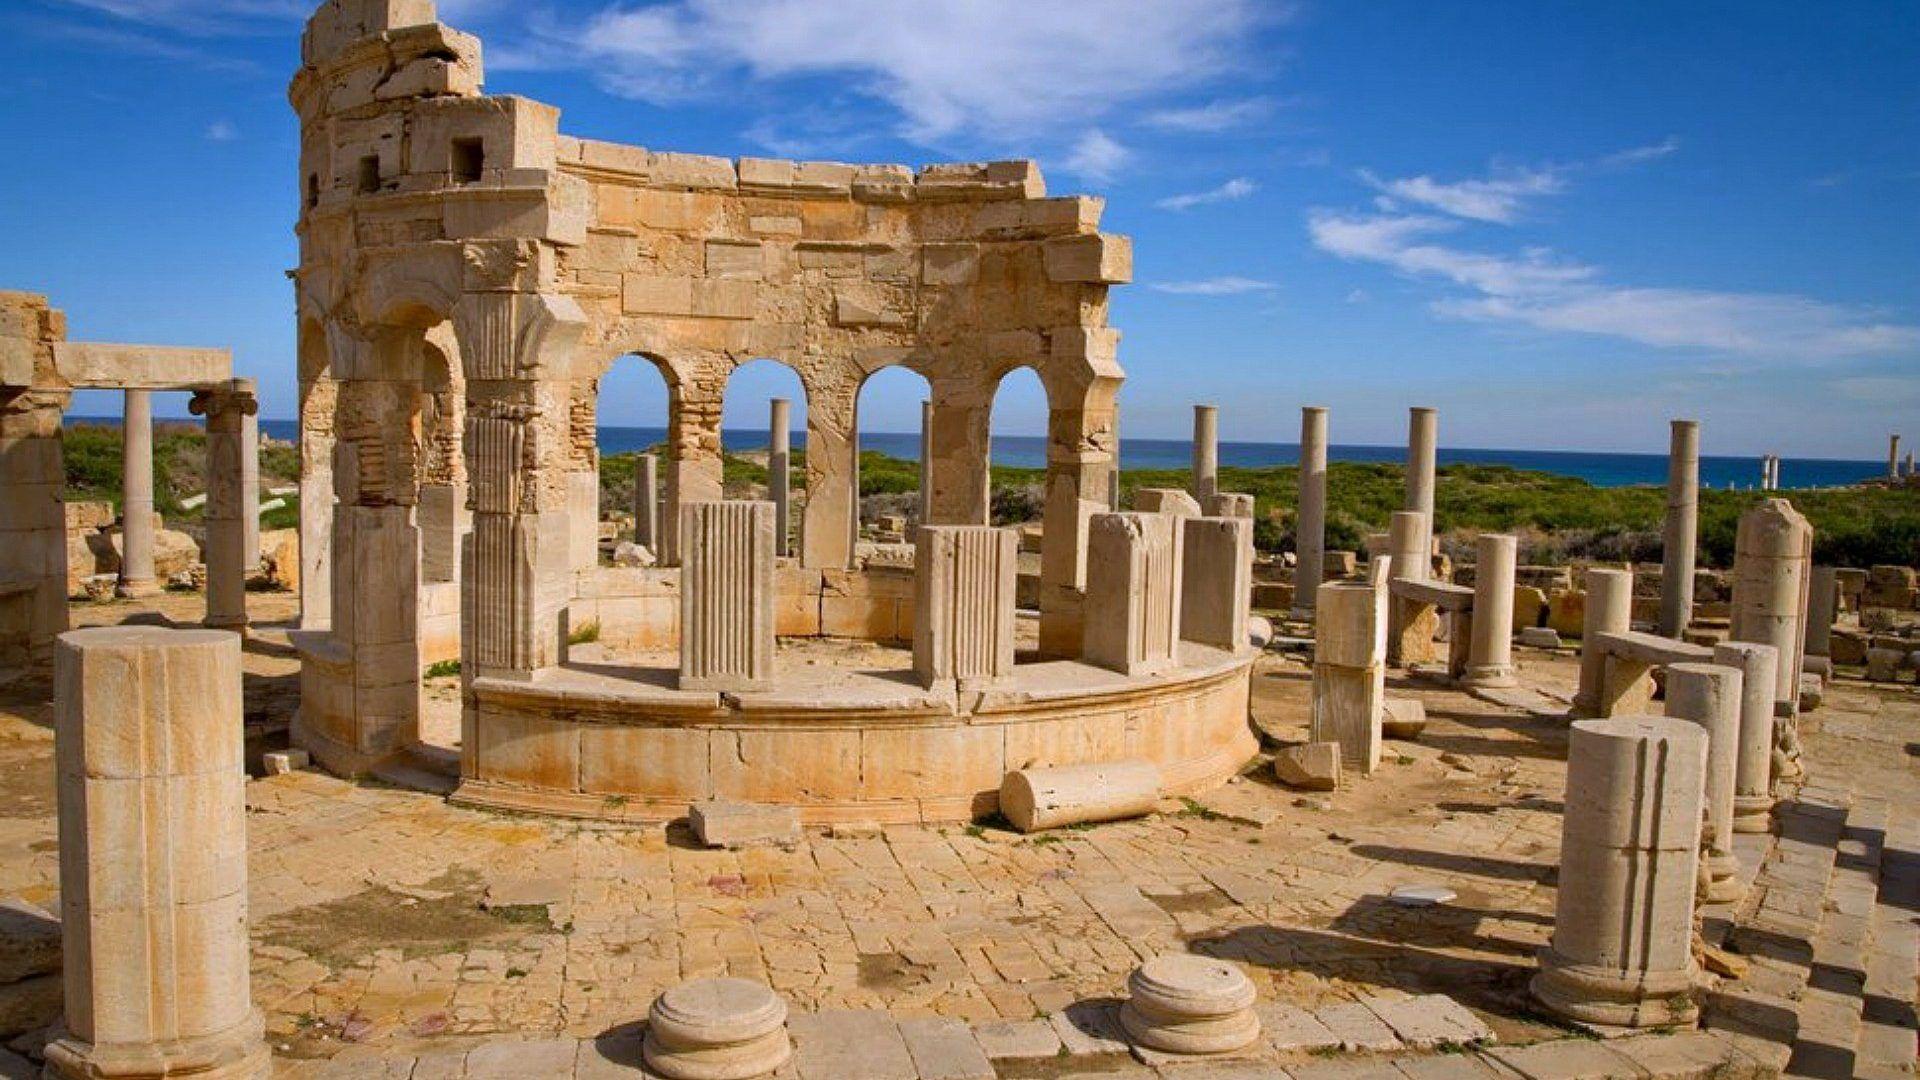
[50,342,232,390]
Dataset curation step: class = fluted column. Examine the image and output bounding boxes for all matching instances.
[1658,420,1698,638]
[1082,512,1181,677]
[678,501,775,692]
[46,627,268,1080]
[116,389,160,598]
[913,525,1017,691]
[1294,406,1328,618]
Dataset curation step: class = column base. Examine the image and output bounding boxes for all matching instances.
[1459,666,1517,690]
[1531,949,1700,1032]
[1701,850,1742,902]
[1731,795,1773,833]
[113,578,163,599]
[45,1010,270,1080]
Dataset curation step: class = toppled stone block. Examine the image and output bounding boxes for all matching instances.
[1381,698,1428,740]
[261,748,310,776]
[1000,760,1159,832]
[1272,742,1340,792]
[1517,626,1563,649]
[611,541,656,568]
[690,801,801,849]
[0,899,60,986]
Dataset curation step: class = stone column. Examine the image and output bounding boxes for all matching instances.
[1180,516,1253,651]
[918,400,933,525]
[45,626,268,1080]
[1294,406,1328,618]
[240,403,260,571]
[635,452,659,554]
[295,371,335,631]
[1406,406,1437,557]
[1889,435,1900,480]
[193,380,256,632]
[1729,499,1811,719]
[768,398,792,558]
[1311,577,1388,775]
[678,501,775,692]
[1713,641,1778,834]
[1463,533,1517,688]
[1572,568,1634,717]
[1082,512,1181,677]
[1658,419,1698,638]
[1533,716,1705,1030]
[913,525,1017,692]
[1037,394,1118,659]
[1804,565,1836,662]
[1386,510,1435,665]
[1665,663,1742,902]
[116,389,160,598]
[1191,404,1218,501]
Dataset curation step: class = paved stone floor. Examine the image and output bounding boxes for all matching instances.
[1,590,1914,1078]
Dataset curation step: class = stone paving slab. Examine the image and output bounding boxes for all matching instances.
[1314,1002,1404,1053]
[790,1009,917,1080]
[1482,1039,1645,1079]
[897,1016,994,1080]
[1363,994,1494,1049]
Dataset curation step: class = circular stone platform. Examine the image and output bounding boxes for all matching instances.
[446,638,1258,825]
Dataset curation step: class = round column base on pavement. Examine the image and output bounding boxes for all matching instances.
[642,977,791,1080]
[1118,954,1261,1056]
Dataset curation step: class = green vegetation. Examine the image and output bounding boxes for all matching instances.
[61,422,302,528]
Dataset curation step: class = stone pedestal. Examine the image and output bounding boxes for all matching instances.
[116,389,161,598]
[912,525,1017,692]
[193,381,256,632]
[45,627,268,1080]
[1294,406,1328,617]
[1659,420,1699,638]
[1406,406,1437,558]
[1179,516,1253,651]
[635,452,659,555]
[1533,716,1706,1031]
[1119,954,1260,1056]
[1463,533,1518,688]
[678,501,776,692]
[1804,565,1836,662]
[1386,510,1436,665]
[1191,404,1218,501]
[642,977,791,1080]
[1713,641,1779,834]
[1572,568,1634,717]
[1729,499,1812,783]
[769,398,791,558]
[1311,578,1387,775]
[1083,512,1182,677]
[1664,663,1743,902]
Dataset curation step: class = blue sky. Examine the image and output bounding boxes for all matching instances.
[1,0,1915,458]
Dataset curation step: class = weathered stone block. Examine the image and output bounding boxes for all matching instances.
[1272,742,1340,791]
[1043,234,1132,283]
[689,801,801,850]
[912,526,1017,691]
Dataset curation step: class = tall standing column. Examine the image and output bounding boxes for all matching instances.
[1729,499,1811,719]
[193,380,255,632]
[1658,419,1698,638]
[1714,641,1779,833]
[634,452,659,554]
[1463,533,1517,688]
[45,626,268,1080]
[1572,568,1635,717]
[1889,435,1901,480]
[1406,406,1438,559]
[240,403,260,571]
[116,389,160,598]
[1295,406,1328,618]
[1191,404,1218,501]
[1665,663,1743,902]
[1533,716,1706,1030]
[769,398,792,558]
[918,400,934,525]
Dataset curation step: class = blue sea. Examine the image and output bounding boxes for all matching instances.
[85,417,1882,491]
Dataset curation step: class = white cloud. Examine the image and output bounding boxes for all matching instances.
[1156,177,1257,211]
[204,119,238,141]
[1600,137,1681,167]
[1359,167,1564,224]
[1062,129,1128,183]
[1141,96,1275,133]
[1150,277,1277,296]
[501,0,1273,145]
[55,0,305,34]
[1309,208,1920,360]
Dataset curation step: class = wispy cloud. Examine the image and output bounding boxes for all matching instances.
[1308,209,1919,360]
[1600,136,1681,167]
[1062,129,1128,183]
[1151,276,1277,296]
[205,118,239,141]
[1140,96,1275,133]
[498,0,1277,146]
[1361,167,1564,224]
[1156,177,1257,211]
[54,0,305,35]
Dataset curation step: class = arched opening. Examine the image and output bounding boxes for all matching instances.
[988,366,1049,527]
[853,364,932,542]
[594,354,673,563]
[721,359,807,555]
